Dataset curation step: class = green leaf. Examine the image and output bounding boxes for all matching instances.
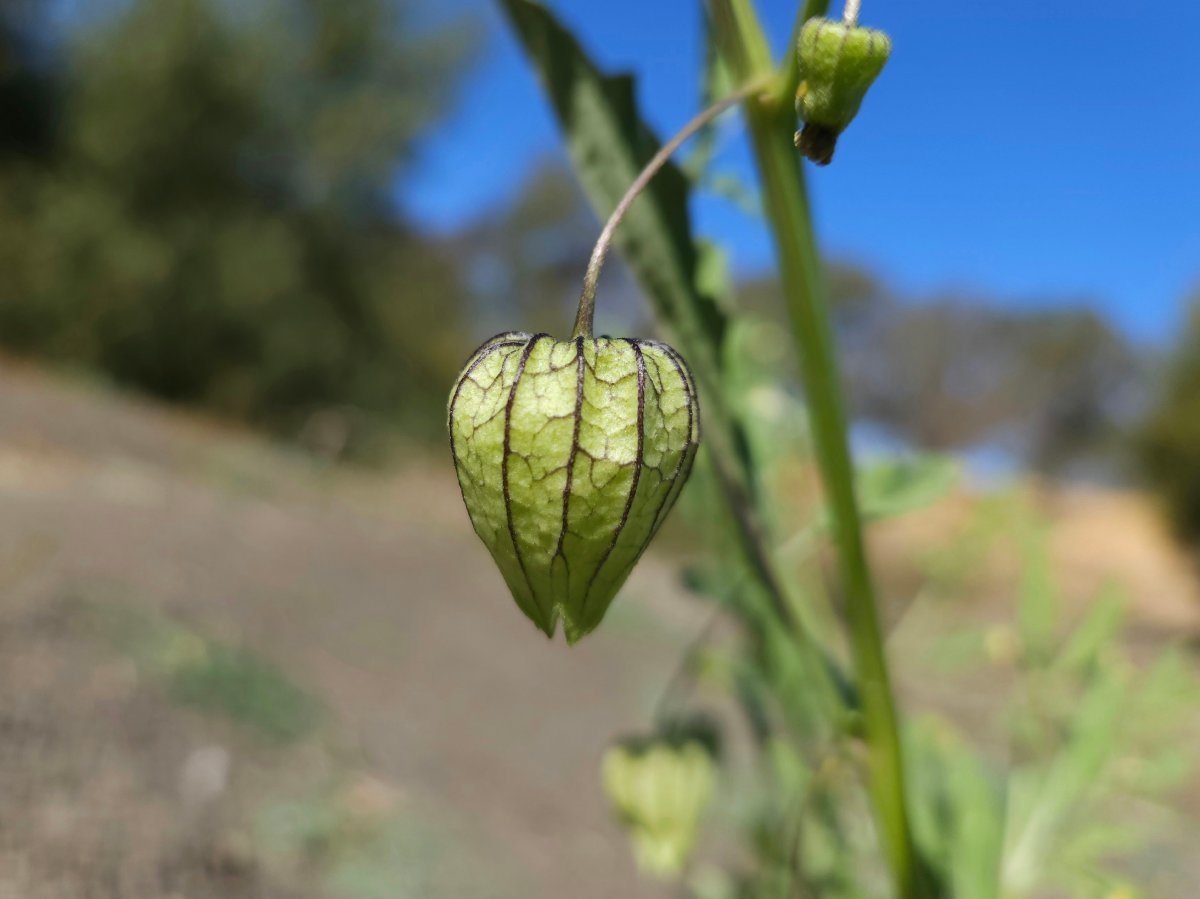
[682,12,761,217]
[855,454,959,524]
[808,454,959,536]
[1002,664,1127,895]
[908,718,1005,899]
[682,10,736,184]
[1052,584,1125,676]
[1016,522,1058,665]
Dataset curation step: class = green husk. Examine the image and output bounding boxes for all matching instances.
[449,332,700,642]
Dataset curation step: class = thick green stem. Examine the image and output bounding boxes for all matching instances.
[707,2,922,896]
[750,99,919,899]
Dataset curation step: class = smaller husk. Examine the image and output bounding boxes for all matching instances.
[795,17,891,165]
[602,739,716,879]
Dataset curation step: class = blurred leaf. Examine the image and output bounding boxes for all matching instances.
[855,454,959,524]
[1052,585,1125,676]
[682,13,760,214]
[696,239,733,307]
[1003,662,1126,896]
[94,601,319,743]
[1016,522,1057,666]
[909,718,1005,899]
[696,170,760,216]
[685,8,736,180]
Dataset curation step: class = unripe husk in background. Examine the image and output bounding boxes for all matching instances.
[602,738,716,878]
[795,17,891,165]
[448,331,700,643]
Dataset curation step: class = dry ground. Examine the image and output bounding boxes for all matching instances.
[0,358,1196,898]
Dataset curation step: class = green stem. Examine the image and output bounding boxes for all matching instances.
[751,99,918,899]
[708,2,922,896]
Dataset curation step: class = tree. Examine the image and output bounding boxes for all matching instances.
[737,267,1140,474]
[0,0,57,160]
[1136,292,1200,541]
[0,0,476,445]
[452,162,596,339]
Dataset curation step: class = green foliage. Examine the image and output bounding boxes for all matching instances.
[854,455,959,525]
[255,778,506,899]
[739,271,1140,476]
[166,641,320,743]
[906,500,1200,899]
[0,0,474,446]
[93,601,319,743]
[1136,295,1200,542]
[501,3,1197,898]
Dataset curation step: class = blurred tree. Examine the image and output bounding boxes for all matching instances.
[739,259,891,335]
[848,300,1138,468]
[738,268,1140,475]
[453,162,594,338]
[0,0,57,159]
[452,160,653,341]
[1136,292,1200,542]
[0,0,475,448]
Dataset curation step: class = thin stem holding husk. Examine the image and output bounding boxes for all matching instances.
[573,81,765,339]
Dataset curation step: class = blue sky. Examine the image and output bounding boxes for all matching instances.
[405,0,1200,344]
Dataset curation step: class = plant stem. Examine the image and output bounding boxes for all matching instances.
[750,99,919,899]
[573,82,763,340]
[708,1,922,896]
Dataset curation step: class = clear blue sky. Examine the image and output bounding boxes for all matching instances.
[405,0,1200,344]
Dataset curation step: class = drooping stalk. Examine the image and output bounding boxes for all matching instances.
[574,82,764,340]
[707,1,923,897]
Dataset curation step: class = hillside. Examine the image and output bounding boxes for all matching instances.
[0,358,1196,898]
